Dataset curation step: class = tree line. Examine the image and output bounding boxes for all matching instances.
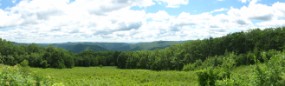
[0,27,285,70]
[116,27,285,70]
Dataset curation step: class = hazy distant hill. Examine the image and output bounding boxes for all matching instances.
[51,43,107,53]
[39,41,184,53]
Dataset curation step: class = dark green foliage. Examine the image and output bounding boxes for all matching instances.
[197,69,219,86]
[113,27,285,70]
[75,49,120,67]
[43,46,75,68]
[117,52,128,68]
[56,43,107,53]
[0,39,75,68]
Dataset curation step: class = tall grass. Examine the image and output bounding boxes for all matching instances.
[31,67,198,86]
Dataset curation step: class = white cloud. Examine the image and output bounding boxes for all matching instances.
[0,0,285,43]
[256,20,285,28]
[239,0,256,3]
[155,0,189,8]
[133,0,155,7]
[227,0,285,28]
[240,0,259,4]
[240,0,248,3]
[209,8,227,14]
[0,9,22,27]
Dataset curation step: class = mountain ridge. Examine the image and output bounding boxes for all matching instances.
[26,41,185,53]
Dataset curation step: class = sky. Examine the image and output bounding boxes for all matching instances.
[0,0,285,43]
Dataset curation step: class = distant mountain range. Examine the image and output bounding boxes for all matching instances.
[35,41,184,53]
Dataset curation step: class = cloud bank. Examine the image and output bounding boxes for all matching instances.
[0,0,284,43]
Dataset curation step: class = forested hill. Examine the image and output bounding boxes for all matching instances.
[0,27,285,70]
[39,43,108,53]
[115,27,285,70]
[36,41,183,53]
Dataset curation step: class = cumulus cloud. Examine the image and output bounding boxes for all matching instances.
[118,22,142,31]
[0,0,284,43]
[227,0,285,28]
[209,8,227,14]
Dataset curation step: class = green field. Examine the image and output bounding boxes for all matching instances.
[31,67,198,86]
[1,64,284,86]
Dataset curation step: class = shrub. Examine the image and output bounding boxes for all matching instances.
[0,66,54,86]
[214,51,285,86]
[183,59,202,71]
[196,68,231,86]
[197,69,218,86]
[253,52,285,86]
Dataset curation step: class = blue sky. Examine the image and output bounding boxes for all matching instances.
[132,0,241,15]
[0,0,285,43]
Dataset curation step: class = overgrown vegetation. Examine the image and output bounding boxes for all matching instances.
[194,51,285,86]
[31,67,198,86]
[0,64,55,86]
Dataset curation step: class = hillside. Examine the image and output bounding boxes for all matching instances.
[1,27,285,69]
[38,41,183,53]
[49,43,108,53]
[1,27,285,86]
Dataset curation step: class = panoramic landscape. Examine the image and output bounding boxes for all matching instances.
[1,0,285,86]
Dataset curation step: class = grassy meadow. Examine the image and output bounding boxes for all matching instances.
[30,67,198,86]
[1,64,284,86]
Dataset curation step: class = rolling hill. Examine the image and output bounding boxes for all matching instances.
[37,41,184,53]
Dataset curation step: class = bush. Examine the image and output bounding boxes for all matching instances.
[253,52,285,86]
[196,68,231,86]
[0,66,54,86]
[183,59,202,71]
[215,51,285,86]
[197,69,218,86]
